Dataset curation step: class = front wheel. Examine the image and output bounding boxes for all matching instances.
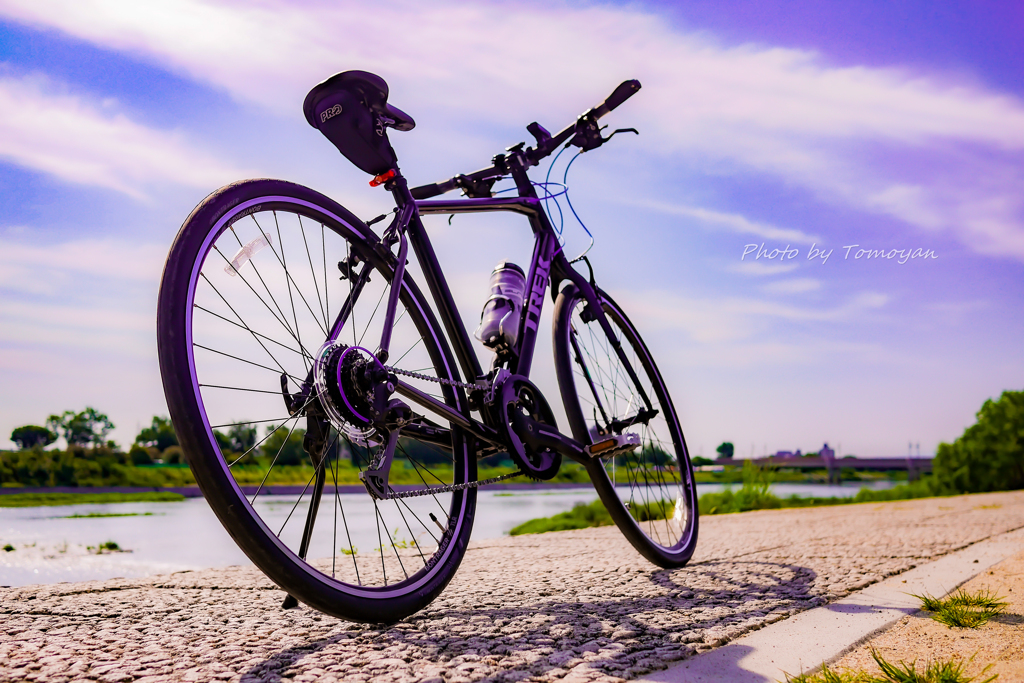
[157,179,476,622]
[553,284,698,567]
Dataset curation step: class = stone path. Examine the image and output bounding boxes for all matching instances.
[3,491,1024,683]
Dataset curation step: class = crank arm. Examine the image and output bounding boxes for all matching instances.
[606,407,659,434]
[509,410,588,464]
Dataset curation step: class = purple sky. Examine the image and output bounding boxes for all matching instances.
[1,0,1021,456]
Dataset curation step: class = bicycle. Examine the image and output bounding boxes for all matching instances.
[157,70,698,623]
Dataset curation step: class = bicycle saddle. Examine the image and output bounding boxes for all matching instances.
[303,71,415,132]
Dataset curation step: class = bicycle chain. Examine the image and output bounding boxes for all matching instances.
[384,364,482,392]
[385,468,525,500]
[379,364,526,499]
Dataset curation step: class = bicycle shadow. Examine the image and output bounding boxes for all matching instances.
[240,559,820,682]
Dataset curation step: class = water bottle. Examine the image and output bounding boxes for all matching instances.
[474,261,526,350]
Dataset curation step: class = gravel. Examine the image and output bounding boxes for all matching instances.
[3,490,1024,683]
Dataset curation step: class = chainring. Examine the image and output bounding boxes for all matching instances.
[497,375,561,480]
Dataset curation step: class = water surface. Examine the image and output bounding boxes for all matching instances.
[0,480,894,587]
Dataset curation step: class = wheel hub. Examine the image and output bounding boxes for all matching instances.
[314,341,382,445]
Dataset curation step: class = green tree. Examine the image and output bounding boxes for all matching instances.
[135,416,178,452]
[641,443,672,467]
[46,408,114,448]
[933,390,1024,493]
[10,425,57,450]
[227,423,256,453]
[262,425,307,466]
[716,442,734,459]
[215,423,256,455]
[691,456,714,467]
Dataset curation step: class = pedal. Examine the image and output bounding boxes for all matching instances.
[585,432,640,459]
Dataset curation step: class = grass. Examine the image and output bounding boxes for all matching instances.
[509,462,956,536]
[0,492,186,507]
[60,512,156,519]
[86,540,127,554]
[784,649,996,683]
[510,499,614,535]
[912,588,1008,628]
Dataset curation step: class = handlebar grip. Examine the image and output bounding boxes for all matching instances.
[593,79,641,119]
[410,180,454,200]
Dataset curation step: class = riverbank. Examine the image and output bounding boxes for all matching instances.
[2,446,902,491]
[0,481,614,505]
[3,490,1023,683]
[511,476,938,535]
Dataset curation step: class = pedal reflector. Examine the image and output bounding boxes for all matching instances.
[585,432,640,459]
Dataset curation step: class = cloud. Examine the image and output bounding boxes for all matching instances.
[0,73,251,197]
[637,201,819,244]
[0,236,165,283]
[0,236,161,354]
[2,0,1024,257]
[760,278,821,294]
[726,261,801,276]
[618,288,887,343]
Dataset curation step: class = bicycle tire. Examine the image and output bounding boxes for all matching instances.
[158,178,476,622]
[552,283,698,567]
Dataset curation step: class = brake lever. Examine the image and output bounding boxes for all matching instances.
[602,127,639,143]
[569,113,640,152]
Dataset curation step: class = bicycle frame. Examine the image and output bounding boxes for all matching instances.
[347,160,656,468]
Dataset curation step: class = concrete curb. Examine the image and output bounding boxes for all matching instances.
[633,525,1024,683]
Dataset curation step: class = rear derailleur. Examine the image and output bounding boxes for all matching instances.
[312,341,412,500]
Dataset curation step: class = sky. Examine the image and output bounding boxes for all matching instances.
[1,0,1022,457]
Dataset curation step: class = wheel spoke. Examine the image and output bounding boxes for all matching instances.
[173,194,474,613]
[563,289,696,561]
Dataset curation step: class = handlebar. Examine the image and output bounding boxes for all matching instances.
[410,79,641,200]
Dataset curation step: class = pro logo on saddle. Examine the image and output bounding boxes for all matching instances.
[303,70,415,177]
[320,104,342,123]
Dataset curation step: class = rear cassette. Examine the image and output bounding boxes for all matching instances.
[314,341,378,445]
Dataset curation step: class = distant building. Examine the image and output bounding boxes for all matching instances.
[820,443,835,461]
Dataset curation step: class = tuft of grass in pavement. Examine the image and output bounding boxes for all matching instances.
[945,588,1008,610]
[870,648,995,683]
[784,649,996,683]
[785,663,878,682]
[912,588,1008,628]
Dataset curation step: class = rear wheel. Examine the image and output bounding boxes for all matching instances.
[553,284,698,567]
[158,179,476,622]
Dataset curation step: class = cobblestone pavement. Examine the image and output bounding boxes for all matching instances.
[3,491,1024,683]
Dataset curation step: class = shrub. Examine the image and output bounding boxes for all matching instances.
[262,425,307,466]
[129,444,154,466]
[162,445,185,464]
[933,389,1024,493]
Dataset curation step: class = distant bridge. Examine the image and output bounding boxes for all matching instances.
[715,454,933,484]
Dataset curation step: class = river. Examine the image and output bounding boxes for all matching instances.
[0,481,896,587]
